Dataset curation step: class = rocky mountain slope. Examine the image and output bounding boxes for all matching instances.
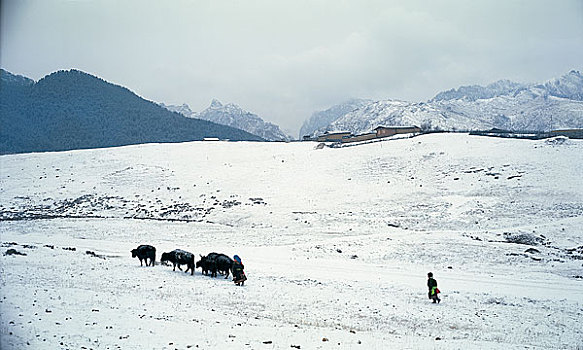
[162,100,291,141]
[299,98,372,138]
[159,102,194,117]
[306,70,583,137]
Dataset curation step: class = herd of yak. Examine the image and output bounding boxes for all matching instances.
[130,244,245,285]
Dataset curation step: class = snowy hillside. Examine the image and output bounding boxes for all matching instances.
[312,100,492,137]
[537,70,583,101]
[432,91,583,132]
[1,134,582,349]
[309,71,583,136]
[431,79,527,102]
[299,98,372,138]
[162,100,292,141]
[433,70,583,103]
[431,70,583,131]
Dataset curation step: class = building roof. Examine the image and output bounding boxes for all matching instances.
[324,130,352,135]
[374,125,420,130]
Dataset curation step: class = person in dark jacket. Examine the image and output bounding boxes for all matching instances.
[232,255,247,286]
[427,272,441,303]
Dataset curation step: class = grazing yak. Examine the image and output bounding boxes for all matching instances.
[199,252,233,279]
[131,245,156,266]
[161,249,195,275]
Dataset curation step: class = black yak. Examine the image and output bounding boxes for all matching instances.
[161,249,195,275]
[131,245,156,266]
[205,252,234,279]
[196,255,218,277]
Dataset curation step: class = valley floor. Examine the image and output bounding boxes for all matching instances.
[1,134,582,349]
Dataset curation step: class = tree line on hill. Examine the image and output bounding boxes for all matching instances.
[0,69,263,155]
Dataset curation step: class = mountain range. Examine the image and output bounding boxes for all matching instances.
[302,70,583,137]
[161,99,291,141]
[2,68,582,155]
[0,69,263,154]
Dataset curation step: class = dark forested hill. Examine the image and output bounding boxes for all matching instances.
[0,69,263,154]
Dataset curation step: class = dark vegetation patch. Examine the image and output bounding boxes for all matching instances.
[0,192,267,223]
[4,248,26,256]
[0,69,263,155]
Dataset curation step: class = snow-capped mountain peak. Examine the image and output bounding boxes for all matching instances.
[197,100,292,141]
[430,79,527,102]
[538,70,583,101]
[299,98,372,138]
[304,70,583,136]
[159,102,194,117]
[210,98,223,108]
[161,100,292,141]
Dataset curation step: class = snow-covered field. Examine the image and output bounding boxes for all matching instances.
[1,133,582,349]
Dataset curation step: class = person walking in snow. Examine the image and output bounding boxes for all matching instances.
[232,255,247,286]
[427,272,441,303]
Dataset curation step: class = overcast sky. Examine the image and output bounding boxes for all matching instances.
[2,0,582,135]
